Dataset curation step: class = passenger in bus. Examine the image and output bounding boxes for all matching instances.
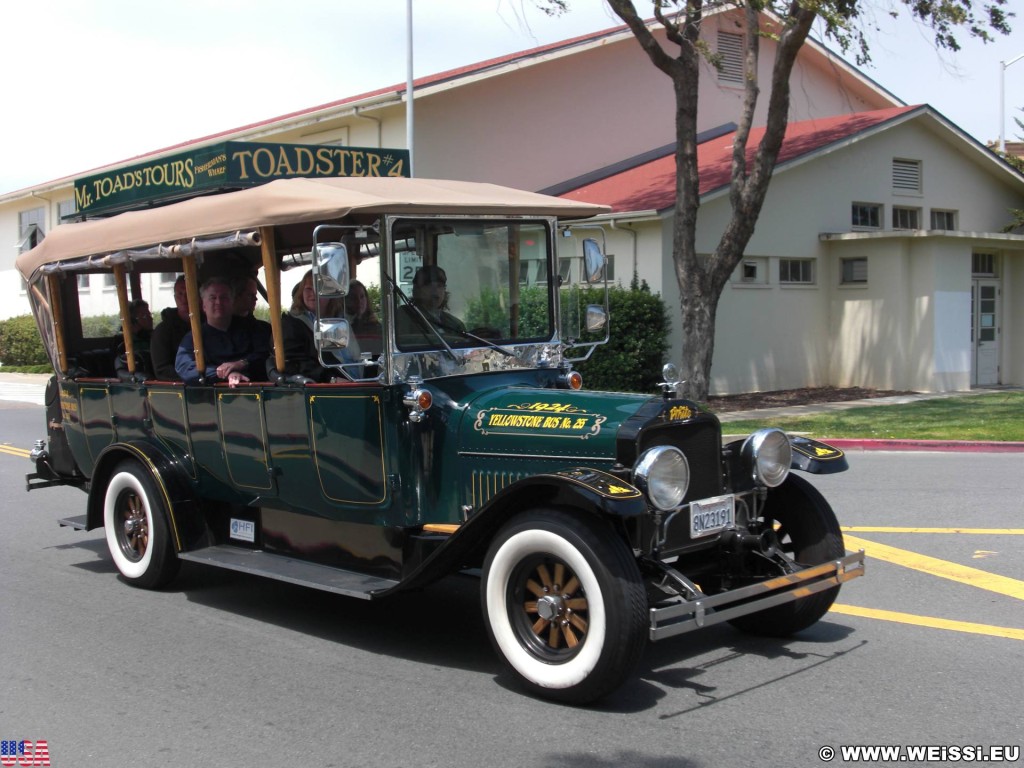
[232,273,260,319]
[232,272,274,342]
[346,279,382,356]
[114,299,154,379]
[175,277,270,386]
[150,275,191,380]
[275,269,358,382]
[397,265,465,338]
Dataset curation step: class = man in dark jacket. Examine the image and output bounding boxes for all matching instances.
[175,277,270,385]
[150,275,191,380]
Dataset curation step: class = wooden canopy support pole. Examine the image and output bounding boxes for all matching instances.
[44,275,69,375]
[259,226,286,374]
[114,264,135,374]
[182,253,205,376]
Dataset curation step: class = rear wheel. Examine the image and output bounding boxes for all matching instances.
[481,508,647,704]
[729,474,845,636]
[103,460,180,589]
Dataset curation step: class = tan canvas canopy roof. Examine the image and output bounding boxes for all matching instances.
[17,176,609,281]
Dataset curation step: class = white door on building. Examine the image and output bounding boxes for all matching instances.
[971,279,1000,386]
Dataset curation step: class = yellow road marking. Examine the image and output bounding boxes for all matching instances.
[0,445,31,458]
[832,604,1024,641]
[844,534,1024,601]
[844,526,1024,535]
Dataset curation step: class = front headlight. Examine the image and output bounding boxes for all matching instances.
[741,428,792,488]
[633,445,690,511]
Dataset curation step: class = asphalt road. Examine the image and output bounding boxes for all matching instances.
[1,398,1021,768]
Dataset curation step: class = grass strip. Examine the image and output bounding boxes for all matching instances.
[719,392,1024,442]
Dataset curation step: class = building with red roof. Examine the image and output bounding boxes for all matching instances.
[2,11,1022,392]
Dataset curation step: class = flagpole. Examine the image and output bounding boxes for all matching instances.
[406,0,415,176]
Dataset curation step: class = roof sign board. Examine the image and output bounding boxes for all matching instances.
[73,141,411,218]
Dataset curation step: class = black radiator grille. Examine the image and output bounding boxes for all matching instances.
[637,420,724,503]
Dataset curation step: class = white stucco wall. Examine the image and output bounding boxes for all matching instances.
[411,15,896,193]
[1004,255,1023,386]
[649,113,1024,394]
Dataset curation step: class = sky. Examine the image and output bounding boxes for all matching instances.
[1,0,1022,196]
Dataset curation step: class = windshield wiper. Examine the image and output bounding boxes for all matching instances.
[387,274,516,358]
[387,274,459,361]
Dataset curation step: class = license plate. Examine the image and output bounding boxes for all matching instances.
[689,494,735,539]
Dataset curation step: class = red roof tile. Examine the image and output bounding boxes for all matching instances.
[559,105,922,213]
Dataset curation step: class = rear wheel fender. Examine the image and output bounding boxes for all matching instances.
[87,442,205,550]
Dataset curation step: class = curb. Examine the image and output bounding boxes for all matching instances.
[722,435,1024,453]
[825,438,1024,454]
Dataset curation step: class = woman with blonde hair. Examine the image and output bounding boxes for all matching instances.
[346,279,382,355]
[278,270,355,381]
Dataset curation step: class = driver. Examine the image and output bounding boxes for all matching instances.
[397,264,465,338]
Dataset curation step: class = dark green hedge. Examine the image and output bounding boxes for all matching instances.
[0,315,48,367]
[463,279,669,394]
[575,278,669,394]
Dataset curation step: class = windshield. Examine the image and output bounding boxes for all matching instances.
[391,219,556,352]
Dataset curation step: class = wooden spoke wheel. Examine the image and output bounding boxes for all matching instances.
[482,507,646,704]
[103,460,180,589]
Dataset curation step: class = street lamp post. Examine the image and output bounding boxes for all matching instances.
[999,53,1024,153]
[406,0,415,177]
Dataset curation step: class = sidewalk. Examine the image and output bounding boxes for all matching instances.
[0,371,49,406]
[718,387,1024,453]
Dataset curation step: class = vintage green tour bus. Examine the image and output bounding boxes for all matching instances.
[18,174,863,703]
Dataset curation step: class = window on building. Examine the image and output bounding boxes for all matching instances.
[103,273,117,290]
[18,207,46,253]
[18,208,46,290]
[930,209,957,230]
[58,199,76,222]
[851,203,881,229]
[716,31,744,84]
[972,252,997,276]
[733,256,767,285]
[840,257,868,285]
[779,258,815,285]
[892,158,922,193]
[159,272,178,285]
[892,206,921,229]
[77,275,90,291]
[557,258,573,283]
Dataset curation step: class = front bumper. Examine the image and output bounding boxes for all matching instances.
[649,550,865,641]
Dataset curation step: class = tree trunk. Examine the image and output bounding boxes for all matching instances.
[601,1,817,402]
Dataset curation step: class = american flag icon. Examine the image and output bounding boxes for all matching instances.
[0,740,50,766]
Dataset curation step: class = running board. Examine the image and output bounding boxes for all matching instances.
[59,515,88,530]
[178,546,400,599]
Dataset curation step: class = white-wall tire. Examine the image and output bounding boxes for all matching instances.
[103,461,179,589]
[481,508,646,704]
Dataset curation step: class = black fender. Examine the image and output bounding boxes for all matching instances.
[787,436,849,474]
[381,467,647,596]
[85,441,210,552]
[724,434,848,476]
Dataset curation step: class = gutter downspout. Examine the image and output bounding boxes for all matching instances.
[353,106,382,148]
[609,218,638,280]
[31,190,53,233]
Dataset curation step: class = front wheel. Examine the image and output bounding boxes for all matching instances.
[103,460,180,589]
[481,508,647,704]
[729,474,846,636]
